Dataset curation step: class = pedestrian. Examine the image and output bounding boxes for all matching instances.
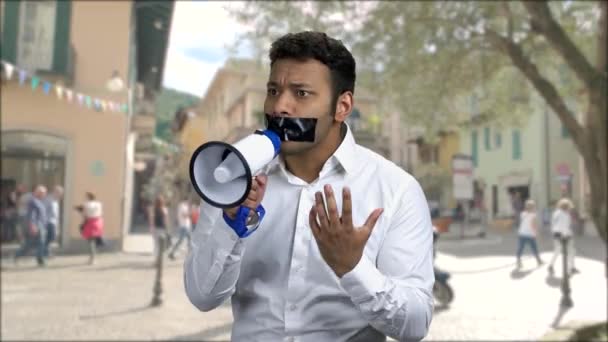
[3,186,20,243]
[168,197,192,260]
[184,31,434,341]
[190,199,200,231]
[76,192,104,265]
[548,198,579,276]
[14,185,48,266]
[147,195,171,256]
[43,185,64,257]
[515,199,543,269]
[15,184,32,243]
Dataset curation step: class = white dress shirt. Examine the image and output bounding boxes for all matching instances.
[185,125,434,342]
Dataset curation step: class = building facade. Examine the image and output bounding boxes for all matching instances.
[1,1,173,253]
[460,92,587,222]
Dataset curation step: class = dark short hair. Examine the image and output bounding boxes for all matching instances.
[269,31,356,102]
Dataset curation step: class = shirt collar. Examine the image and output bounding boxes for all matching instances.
[331,122,357,174]
[264,122,358,176]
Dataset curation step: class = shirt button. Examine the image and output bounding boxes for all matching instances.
[289,304,297,311]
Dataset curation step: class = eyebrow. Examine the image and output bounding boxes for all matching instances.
[267,81,314,88]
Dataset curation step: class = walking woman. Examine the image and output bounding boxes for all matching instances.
[77,192,104,265]
[515,199,543,269]
[548,198,578,276]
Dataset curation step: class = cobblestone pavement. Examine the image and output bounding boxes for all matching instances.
[1,252,233,341]
[1,229,606,341]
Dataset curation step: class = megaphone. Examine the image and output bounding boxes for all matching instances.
[189,129,281,208]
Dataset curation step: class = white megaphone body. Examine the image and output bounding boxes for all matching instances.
[189,129,281,208]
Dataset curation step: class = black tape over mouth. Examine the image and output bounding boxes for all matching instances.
[264,114,317,142]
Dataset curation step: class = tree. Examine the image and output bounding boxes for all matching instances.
[227,1,607,243]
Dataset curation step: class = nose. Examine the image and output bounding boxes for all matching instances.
[266,91,293,116]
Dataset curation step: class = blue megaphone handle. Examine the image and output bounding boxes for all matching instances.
[222,204,266,238]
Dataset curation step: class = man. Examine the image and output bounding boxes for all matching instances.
[168,197,192,260]
[185,32,434,341]
[44,185,64,257]
[14,185,48,266]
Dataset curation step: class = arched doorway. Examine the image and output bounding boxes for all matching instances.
[1,130,68,245]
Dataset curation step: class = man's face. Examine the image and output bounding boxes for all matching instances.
[264,58,336,155]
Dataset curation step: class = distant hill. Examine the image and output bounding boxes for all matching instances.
[155,87,200,141]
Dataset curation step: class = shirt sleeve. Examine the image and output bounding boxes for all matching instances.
[339,176,434,342]
[183,200,246,312]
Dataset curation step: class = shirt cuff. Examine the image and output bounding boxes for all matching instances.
[339,256,386,302]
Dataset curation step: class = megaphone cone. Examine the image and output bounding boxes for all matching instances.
[189,130,281,208]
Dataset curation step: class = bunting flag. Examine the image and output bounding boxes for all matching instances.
[19,70,27,85]
[1,59,129,114]
[2,61,15,80]
[31,76,40,90]
[65,89,74,103]
[43,81,52,94]
[55,85,64,99]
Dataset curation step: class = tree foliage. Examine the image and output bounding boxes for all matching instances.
[227,1,607,243]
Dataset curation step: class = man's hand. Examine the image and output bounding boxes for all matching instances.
[309,185,383,278]
[224,174,268,219]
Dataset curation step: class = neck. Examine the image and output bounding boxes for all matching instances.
[283,123,345,183]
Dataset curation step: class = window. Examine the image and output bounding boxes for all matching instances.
[562,125,570,138]
[17,1,57,72]
[484,126,491,150]
[471,130,478,167]
[512,129,522,160]
[495,130,502,148]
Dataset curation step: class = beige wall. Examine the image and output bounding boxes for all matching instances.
[1,82,127,245]
[70,1,131,103]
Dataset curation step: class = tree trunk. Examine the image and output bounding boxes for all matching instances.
[586,162,607,243]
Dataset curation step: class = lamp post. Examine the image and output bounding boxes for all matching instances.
[560,236,573,308]
[150,235,165,307]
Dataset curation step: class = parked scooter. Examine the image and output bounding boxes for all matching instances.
[433,226,454,307]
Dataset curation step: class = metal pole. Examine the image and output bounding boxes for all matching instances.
[560,236,573,308]
[151,235,165,307]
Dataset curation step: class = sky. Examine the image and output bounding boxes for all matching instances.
[162,1,251,98]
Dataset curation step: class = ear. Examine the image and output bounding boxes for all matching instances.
[334,91,354,123]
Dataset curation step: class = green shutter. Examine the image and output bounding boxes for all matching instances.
[52,1,71,74]
[484,126,491,150]
[2,0,20,63]
[471,130,478,167]
[495,131,502,148]
[512,129,522,160]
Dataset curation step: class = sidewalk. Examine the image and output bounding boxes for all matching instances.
[1,228,606,341]
[427,228,607,340]
[1,252,233,341]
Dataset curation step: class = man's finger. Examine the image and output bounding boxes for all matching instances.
[362,208,384,238]
[309,206,321,238]
[254,174,268,206]
[315,191,330,228]
[342,187,353,228]
[323,185,340,227]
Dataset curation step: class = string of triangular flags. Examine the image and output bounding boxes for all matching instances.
[1,59,129,114]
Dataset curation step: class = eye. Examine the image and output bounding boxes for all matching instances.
[297,90,310,97]
[267,88,278,96]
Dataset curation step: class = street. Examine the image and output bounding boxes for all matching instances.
[1,229,606,341]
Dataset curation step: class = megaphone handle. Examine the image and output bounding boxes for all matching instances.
[222,204,266,238]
